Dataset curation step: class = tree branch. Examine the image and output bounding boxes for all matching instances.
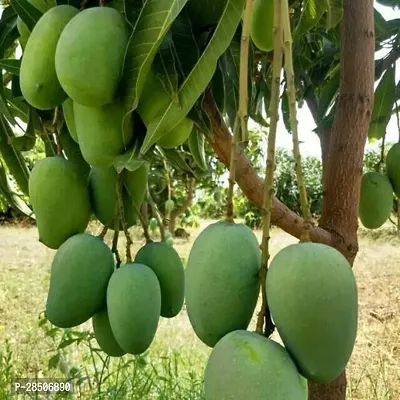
[202,90,332,245]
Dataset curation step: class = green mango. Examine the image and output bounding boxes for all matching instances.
[107,263,161,355]
[266,242,358,384]
[134,241,184,318]
[62,98,78,143]
[251,0,274,52]
[20,5,79,110]
[185,221,261,347]
[58,126,90,178]
[55,7,130,107]
[88,167,137,229]
[385,142,400,197]
[92,310,126,357]
[204,330,308,400]
[46,233,114,328]
[123,162,149,208]
[74,101,134,168]
[137,70,194,149]
[29,156,91,249]
[187,0,228,28]
[359,171,393,229]
[17,0,57,39]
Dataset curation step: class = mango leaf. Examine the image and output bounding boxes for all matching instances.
[0,59,20,75]
[0,160,32,216]
[0,116,30,195]
[9,0,43,32]
[56,0,81,7]
[0,8,18,59]
[159,147,196,176]
[325,0,343,30]
[188,128,207,171]
[317,64,340,121]
[281,91,291,133]
[12,106,37,151]
[140,0,245,154]
[211,62,225,112]
[188,101,213,136]
[368,65,396,141]
[121,0,189,119]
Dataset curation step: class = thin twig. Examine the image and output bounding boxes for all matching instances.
[97,226,109,240]
[226,116,240,221]
[112,226,121,268]
[51,107,63,156]
[132,200,152,243]
[281,0,312,242]
[256,0,283,336]
[116,174,133,263]
[146,187,166,241]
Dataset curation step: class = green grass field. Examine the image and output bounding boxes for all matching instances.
[0,220,399,399]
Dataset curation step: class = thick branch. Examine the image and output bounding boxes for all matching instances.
[203,91,332,245]
[320,0,375,263]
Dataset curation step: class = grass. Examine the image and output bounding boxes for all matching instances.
[0,219,399,399]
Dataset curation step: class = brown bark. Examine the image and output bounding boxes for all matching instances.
[169,177,195,234]
[203,91,332,246]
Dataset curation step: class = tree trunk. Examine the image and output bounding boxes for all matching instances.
[313,0,375,399]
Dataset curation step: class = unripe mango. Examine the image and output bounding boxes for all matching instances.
[134,242,184,318]
[88,167,137,229]
[20,5,79,110]
[138,70,194,149]
[46,233,114,328]
[74,101,134,168]
[62,98,78,143]
[107,263,161,355]
[55,7,130,107]
[92,310,126,357]
[17,0,56,39]
[266,242,358,383]
[359,171,393,229]
[251,0,274,52]
[29,156,91,249]
[385,142,400,197]
[204,330,308,400]
[185,221,261,347]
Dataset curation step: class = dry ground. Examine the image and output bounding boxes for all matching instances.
[0,220,399,399]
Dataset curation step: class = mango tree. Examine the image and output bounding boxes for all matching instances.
[1,0,400,399]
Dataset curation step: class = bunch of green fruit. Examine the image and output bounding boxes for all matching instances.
[359,142,400,229]
[185,220,358,399]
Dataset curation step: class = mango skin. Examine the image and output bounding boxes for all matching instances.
[55,7,129,107]
[123,162,149,208]
[138,70,194,148]
[251,0,274,52]
[74,101,134,168]
[62,98,78,143]
[46,233,114,328]
[107,263,161,355]
[17,0,56,39]
[92,310,126,357]
[20,5,79,110]
[134,242,185,318]
[185,221,261,347]
[29,156,91,249]
[204,330,308,400]
[386,142,400,197]
[266,242,358,384]
[359,171,393,229]
[88,167,137,229]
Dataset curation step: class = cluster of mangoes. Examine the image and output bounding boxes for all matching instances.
[359,143,400,229]
[19,4,193,162]
[185,220,358,399]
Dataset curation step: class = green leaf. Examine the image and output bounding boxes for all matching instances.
[48,353,60,370]
[9,0,43,32]
[0,8,18,59]
[140,0,245,154]
[121,0,189,118]
[317,65,340,121]
[325,0,343,30]
[0,116,30,195]
[0,59,20,75]
[281,91,291,133]
[159,148,196,176]
[11,106,37,152]
[369,65,396,141]
[211,62,225,112]
[188,128,207,171]
[295,0,328,37]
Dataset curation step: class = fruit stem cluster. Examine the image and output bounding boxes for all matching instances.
[281,0,312,242]
[226,0,254,222]
[256,0,283,335]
